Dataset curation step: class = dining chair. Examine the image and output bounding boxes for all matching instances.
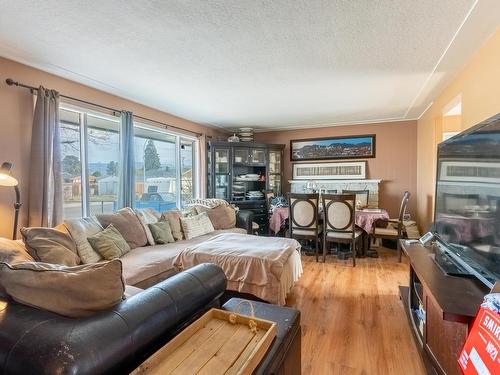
[322,194,362,266]
[287,193,322,262]
[370,191,410,262]
[342,189,369,208]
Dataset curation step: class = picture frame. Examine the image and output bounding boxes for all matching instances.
[290,134,375,161]
[292,161,367,180]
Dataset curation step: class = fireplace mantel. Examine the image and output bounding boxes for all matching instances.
[288,179,382,207]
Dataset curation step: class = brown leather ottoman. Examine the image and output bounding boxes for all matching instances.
[223,298,301,375]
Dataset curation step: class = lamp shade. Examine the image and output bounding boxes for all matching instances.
[0,162,18,187]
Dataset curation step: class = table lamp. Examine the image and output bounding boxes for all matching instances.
[0,162,21,240]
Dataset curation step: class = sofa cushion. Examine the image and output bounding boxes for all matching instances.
[180,212,214,240]
[162,209,184,241]
[121,229,245,286]
[0,259,125,318]
[21,227,80,266]
[95,208,148,249]
[124,285,143,299]
[196,205,237,230]
[63,217,103,264]
[135,208,161,246]
[148,220,175,244]
[0,238,34,265]
[88,224,131,260]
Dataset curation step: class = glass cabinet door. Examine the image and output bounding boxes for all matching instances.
[233,148,249,164]
[268,149,282,195]
[269,174,282,195]
[250,148,266,164]
[269,150,281,174]
[214,148,230,200]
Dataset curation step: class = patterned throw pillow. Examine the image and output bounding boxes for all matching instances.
[185,198,230,208]
[87,224,131,260]
[135,208,161,246]
[180,212,215,240]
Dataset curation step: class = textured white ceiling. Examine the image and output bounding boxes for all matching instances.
[0,1,498,130]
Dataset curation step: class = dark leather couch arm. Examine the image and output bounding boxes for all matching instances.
[236,209,254,234]
[0,263,226,375]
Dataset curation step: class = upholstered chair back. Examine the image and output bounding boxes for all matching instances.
[322,194,356,235]
[288,193,319,232]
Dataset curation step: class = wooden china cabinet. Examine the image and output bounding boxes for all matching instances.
[206,141,285,234]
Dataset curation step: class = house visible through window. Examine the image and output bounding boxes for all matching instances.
[60,105,120,219]
[60,105,199,219]
[133,123,198,211]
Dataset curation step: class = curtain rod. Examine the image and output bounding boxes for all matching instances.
[5,78,202,137]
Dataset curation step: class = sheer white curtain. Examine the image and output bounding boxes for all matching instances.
[28,87,63,227]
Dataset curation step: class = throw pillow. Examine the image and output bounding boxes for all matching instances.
[64,217,103,264]
[21,227,80,266]
[180,212,215,240]
[95,207,148,249]
[148,220,175,244]
[0,259,125,318]
[196,205,237,230]
[134,208,161,246]
[0,238,34,265]
[161,209,184,241]
[187,198,230,208]
[87,224,131,260]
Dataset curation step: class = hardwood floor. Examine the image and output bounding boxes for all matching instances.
[286,247,426,375]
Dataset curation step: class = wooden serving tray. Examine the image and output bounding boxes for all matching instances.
[132,308,277,375]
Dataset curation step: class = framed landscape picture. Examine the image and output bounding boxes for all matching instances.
[290,134,375,161]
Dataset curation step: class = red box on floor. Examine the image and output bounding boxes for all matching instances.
[458,293,499,375]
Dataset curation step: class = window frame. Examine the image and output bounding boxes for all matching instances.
[133,121,199,208]
[60,103,121,218]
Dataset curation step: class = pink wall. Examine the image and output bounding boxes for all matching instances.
[255,120,418,218]
[0,57,224,238]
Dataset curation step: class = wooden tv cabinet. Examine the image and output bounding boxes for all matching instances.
[399,241,489,375]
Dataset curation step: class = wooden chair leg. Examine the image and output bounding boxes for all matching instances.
[352,239,356,267]
[397,238,402,263]
[315,238,319,262]
[323,237,326,263]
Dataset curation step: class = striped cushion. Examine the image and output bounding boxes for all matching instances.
[180,212,215,240]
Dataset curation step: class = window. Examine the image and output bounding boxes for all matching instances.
[133,123,198,211]
[60,105,120,219]
[59,104,199,219]
[180,138,196,206]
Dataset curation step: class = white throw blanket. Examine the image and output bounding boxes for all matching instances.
[173,233,301,305]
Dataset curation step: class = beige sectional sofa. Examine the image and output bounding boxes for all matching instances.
[16,201,301,305]
[57,204,251,289]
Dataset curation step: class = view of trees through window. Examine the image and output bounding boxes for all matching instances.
[60,106,198,219]
[134,126,178,212]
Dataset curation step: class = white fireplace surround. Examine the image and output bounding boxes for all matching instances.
[289,179,382,208]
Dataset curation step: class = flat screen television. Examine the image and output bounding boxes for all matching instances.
[434,113,500,288]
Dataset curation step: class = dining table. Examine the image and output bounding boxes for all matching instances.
[269,206,390,256]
